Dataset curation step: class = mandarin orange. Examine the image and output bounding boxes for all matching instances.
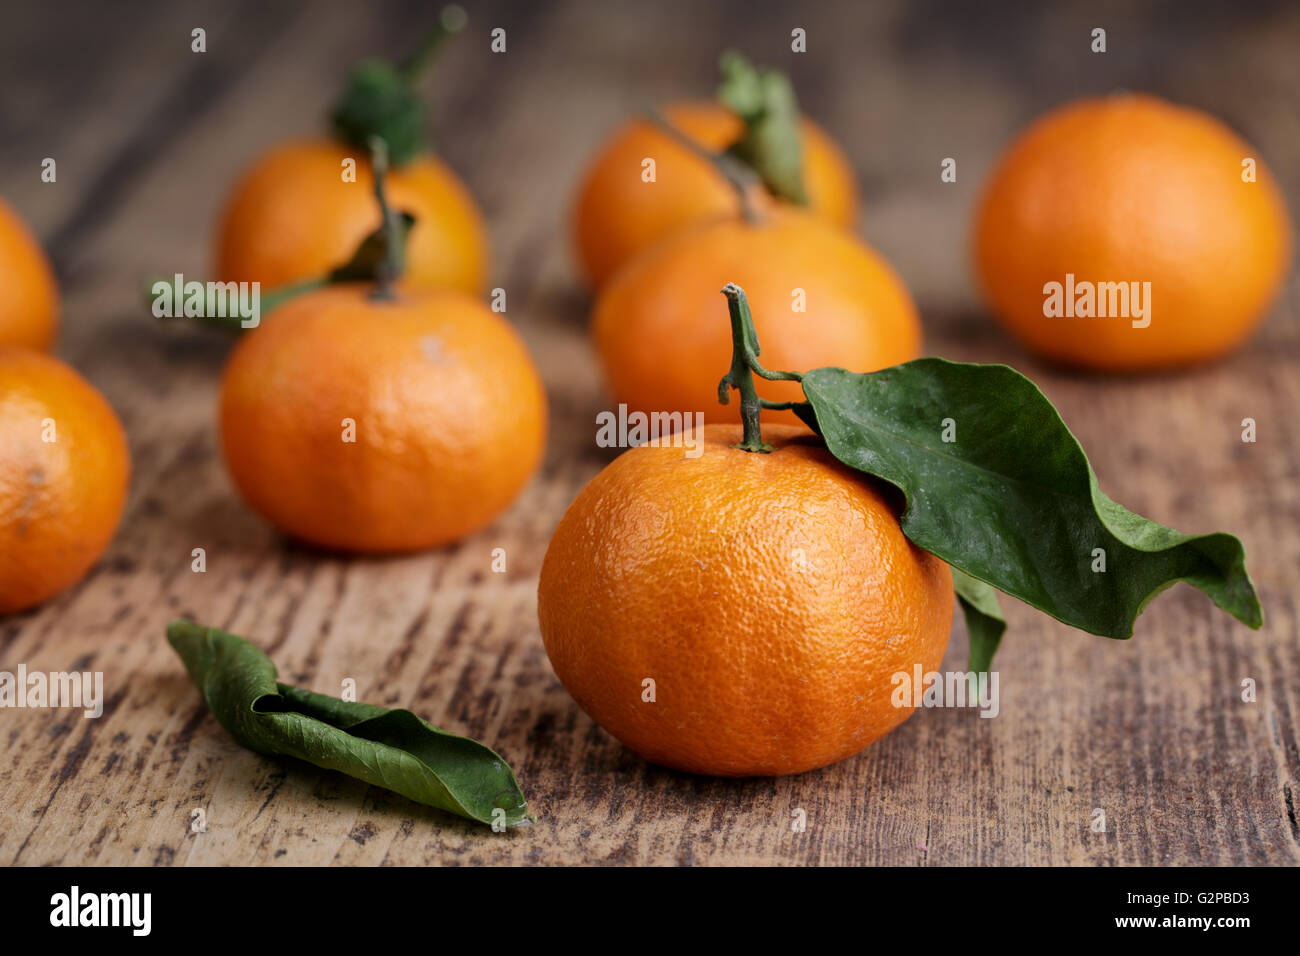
[217,140,489,296]
[0,348,130,613]
[538,423,953,777]
[219,284,545,552]
[0,199,59,351]
[573,101,859,289]
[592,207,921,426]
[974,94,1292,370]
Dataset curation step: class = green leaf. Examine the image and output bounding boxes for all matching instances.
[793,359,1263,640]
[952,568,1006,673]
[716,51,808,205]
[330,59,429,167]
[327,8,466,167]
[328,210,416,283]
[166,620,532,828]
[144,275,320,333]
[146,198,414,335]
[257,276,331,318]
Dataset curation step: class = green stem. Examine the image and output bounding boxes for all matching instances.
[717,283,804,452]
[398,5,468,82]
[645,110,763,225]
[368,136,404,301]
[260,276,330,316]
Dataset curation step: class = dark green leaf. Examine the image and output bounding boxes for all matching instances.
[794,359,1262,639]
[146,203,414,336]
[330,59,429,167]
[717,51,808,205]
[328,211,416,282]
[952,568,1006,673]
[328,10,466,166]
[167,620,531,828]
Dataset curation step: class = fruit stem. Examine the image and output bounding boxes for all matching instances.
[368,136,403,301]
[718,283,804,453]
[645,110,763,225]
[398,5,468,83]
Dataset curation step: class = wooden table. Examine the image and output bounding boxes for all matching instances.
[3,0,1298,866]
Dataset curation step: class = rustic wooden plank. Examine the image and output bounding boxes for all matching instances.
[1,0,1298,866]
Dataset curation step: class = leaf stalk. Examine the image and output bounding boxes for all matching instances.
[645,110,763,224]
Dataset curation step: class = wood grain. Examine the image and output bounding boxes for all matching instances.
[2,0,1298,865]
